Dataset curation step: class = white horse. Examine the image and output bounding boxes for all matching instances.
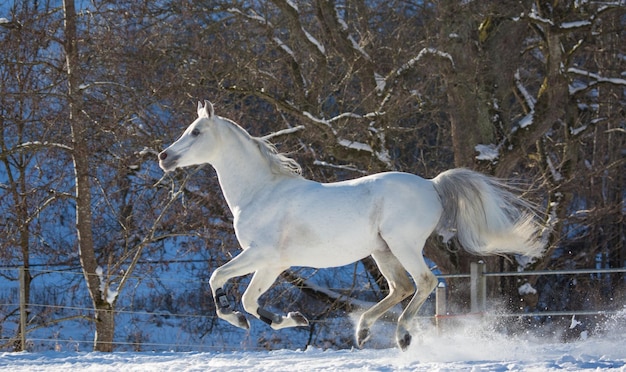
[158,101,543,350]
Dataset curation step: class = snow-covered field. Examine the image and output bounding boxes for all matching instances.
[2,315,625,371]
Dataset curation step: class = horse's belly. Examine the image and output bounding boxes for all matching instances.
[278,215,380,268]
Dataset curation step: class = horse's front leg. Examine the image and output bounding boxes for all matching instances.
[242,269,309,330]
[209,249,265,330]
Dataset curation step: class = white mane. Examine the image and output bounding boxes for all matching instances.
[221,118,302,178]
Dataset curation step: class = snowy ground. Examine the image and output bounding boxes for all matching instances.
[2,316,625,371]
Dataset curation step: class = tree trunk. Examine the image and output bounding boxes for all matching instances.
[63,0,115,352]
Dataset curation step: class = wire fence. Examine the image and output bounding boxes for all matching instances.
[0,264,624,352]
[436,262,626,319]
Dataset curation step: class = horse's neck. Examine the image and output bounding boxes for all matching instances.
[211,127,275,212]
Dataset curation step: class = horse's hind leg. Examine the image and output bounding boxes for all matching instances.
[395,251,437,350]
[241,269,309,330]
[356,250,414,348]
[382,234,438,350]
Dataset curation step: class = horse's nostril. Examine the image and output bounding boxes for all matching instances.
[159,152,167,160]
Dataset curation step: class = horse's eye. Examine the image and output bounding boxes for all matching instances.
[191,128,200,137]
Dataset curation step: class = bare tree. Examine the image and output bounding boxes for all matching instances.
[1,0,622,351]
[0,0,73,350]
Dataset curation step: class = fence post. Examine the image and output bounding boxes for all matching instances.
[470,261,486,313]
[435,281,447,332]
[19,266,27,351]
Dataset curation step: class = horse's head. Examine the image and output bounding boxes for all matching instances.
[159,100,219,172]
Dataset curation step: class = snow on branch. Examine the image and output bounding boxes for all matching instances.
[303,111,333,129]
[396,48,455,76]
[338,139,372,153]
[303,29,325,55]
[302,110,392,168]
[271,0,326,59]
[328,112,363,122]
[333,3,370,60]
[313,160,368,174]
[475,143,500,161]
[77,81,132,91]
[526,9,554,26]
[336,138,392,168]
[303,110,384,128]
[96,266,119,306]
[348,35,371,60]
[546,154,563,182]
[261,125,305,140]
[559,20,592,29]
[285,0,298,12]
[519,2,623,31]
[16,141,73,152]
[567,67,626,94]
[374,73,386,92]
[227,7,273,26]
[273,37,295,58]
[513,70,536,130]
[518,113,534,129]
[514,70,536,112]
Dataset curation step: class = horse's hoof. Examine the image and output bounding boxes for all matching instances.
[356,328,370,348]
[397,332,411,351]
[220,310,250,330]
[287,311,309,327]
[235,312,251,330]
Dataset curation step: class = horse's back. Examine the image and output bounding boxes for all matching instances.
[236,172,442,267]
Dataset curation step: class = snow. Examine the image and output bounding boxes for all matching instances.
[261,125,305,141]
[525,6,554,26]
[329,112,364,122]
[285,0,298,12]
[570,124,588,136]
[2,317,625,371]
[374,73,386,92]
[96,266,118,306]
[568,67,626,87]
[474,143,499,161]
[348,34,371,60]
[303,29,325,55]
[16,141,73,152]
[334,7,349,31]
[273,37,295,58]
[514,70,536,111]
[302,111,332,128]
[518,282,537,295]
[546,155,563,182]
[518,112,534,129]
[227,8,271,25]
[570,315,583,329]
[313,160,368,174]
[397,48,455,75]
[560,20,592,29]
[338,139,372,152]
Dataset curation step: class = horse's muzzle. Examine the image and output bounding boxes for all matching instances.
[158,151,178,172]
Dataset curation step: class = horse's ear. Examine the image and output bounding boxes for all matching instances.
[197,100,215,119]
[198,100,215,119]
[197,101,205,118]
[205,100,215,118]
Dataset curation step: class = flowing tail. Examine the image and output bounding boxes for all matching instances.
[432,168,544,258]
